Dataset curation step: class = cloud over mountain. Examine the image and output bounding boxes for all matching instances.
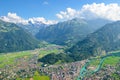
[1,3,120,24]
[56,3,120,21]
[0,12,57,25]
[56,8,79,19]
[0,12,28,24]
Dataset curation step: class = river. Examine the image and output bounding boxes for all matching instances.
[77,52,120,80]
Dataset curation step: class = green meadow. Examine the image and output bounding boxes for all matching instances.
[16,71,50,80]
[0,51,32,68]
[0,45,63,68]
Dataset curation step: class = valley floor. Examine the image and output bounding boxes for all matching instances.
[0,46,120,80]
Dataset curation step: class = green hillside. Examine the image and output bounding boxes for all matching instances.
[36,18,110,46]
[36,18,90,46]
[68,21,120,61]
[0,20,39,53]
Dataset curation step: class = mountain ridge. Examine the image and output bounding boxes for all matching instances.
[68,21,120,60]
[36,18,111,46]
[0,20,39,53]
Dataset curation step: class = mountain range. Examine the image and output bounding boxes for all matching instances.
[36,18,111,46]
[39,21,120,64]
[68,21,120,60]
[17,21,47,35]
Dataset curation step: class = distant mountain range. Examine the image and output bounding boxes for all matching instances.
[35,18,111,46]
[0,18,115,56]
[0,20,39,53]
[17,21,47,35]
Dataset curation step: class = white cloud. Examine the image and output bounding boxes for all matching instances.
[28,17,57,25]
[56,8,79,20]
[56,3,120,21]
[1,3,120,25]
[0,12,57,25]
[0,12,28,24]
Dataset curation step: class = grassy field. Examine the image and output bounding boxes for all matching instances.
[102,51,120,67]
[88,51,120,68]
[0,51,32,68]
[89,59,101,67]
[0,45,64,68]
[0,45,62,79]
[16,71,50,80]
[38,48,63,58]
[102,56,120,67]
[89,56,120,68]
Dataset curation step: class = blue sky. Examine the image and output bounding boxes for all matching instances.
[0,0,120,24]
[0,0,120,19]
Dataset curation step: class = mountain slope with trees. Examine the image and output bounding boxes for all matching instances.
[39,21,120,64]
[36,18,111,46]
[68,21,120,60]
[0,20,39,53]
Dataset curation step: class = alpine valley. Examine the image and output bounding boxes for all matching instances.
[0,2,120,80]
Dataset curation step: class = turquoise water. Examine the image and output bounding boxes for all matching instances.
[77,52,120,80]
